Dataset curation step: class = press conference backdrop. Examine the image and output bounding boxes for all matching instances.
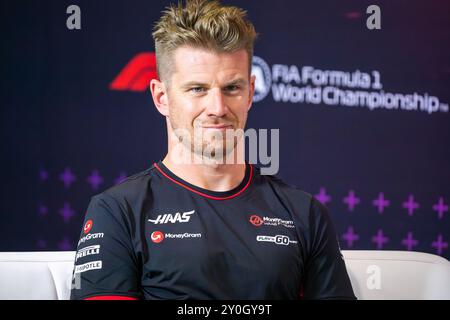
[1,0,449,260]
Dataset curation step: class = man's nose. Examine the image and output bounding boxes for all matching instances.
[206,88,228,117]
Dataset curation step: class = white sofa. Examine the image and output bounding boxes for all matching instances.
[0,250,449,300]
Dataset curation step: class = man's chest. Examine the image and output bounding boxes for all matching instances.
[138,198,305,298]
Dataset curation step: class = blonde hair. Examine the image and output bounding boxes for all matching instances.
[152,0,257,83]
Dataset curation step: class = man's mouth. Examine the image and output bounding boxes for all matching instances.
[201,124,233,130]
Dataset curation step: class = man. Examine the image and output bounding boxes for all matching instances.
[70,0,356,300]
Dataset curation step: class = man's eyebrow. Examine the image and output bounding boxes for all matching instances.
[180,81,210,88]
[224,78,247,87]
[180,78,248,89]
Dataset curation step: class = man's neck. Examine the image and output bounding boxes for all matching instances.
[162,154,246,192]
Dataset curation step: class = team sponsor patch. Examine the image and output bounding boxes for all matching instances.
[77,232,104,246]
[165,232,202,239]
[74,260,102,274]
[256,235,298,246]
[150,231,202,243]
[83,219,93,234]
[150,231,164,243]
[148,210,195,224]
[75,245,100,262]
[249,215,295,228]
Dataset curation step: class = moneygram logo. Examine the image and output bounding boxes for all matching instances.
[165,232,202,239]
[151,231,164,243]
[248,215,295,229]
[77,233,104,246]
[150,231,202,244]
[83,219,93,234]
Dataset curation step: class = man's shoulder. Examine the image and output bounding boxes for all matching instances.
[92,166,157,205]
[254,167,334,232]
[254,165,313,203]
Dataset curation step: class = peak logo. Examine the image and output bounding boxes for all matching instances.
[151,231,164,243]
[148,210,195,224]
[110,52,158,92]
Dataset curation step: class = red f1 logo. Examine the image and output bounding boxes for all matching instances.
[110,52,158,92]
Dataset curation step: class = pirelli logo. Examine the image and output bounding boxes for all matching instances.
[75,245,100,262]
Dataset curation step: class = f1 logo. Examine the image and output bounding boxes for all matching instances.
[110,53,158,92]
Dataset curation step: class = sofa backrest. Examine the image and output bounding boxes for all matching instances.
[342,250,450,299]
[0,250,449,300]
[0,251,75,300]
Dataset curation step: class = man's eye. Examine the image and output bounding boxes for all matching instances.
[190,87,205,93]
[225,85,240,92]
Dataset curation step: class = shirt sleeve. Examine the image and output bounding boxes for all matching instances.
[70,193,141,300]
[302,197,356,300]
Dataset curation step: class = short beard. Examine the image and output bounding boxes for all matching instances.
[171,126,245,165]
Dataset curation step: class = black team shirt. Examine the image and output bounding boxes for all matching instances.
[70,161,356,300]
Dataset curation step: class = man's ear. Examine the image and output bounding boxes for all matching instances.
[150,79,169,117]
[248,74,256,111]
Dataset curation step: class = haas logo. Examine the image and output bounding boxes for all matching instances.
[148,210,195,224]
[151,231,164,243]
[249,215,263,227]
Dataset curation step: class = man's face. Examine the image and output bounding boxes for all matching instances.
[165,46,255,162]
